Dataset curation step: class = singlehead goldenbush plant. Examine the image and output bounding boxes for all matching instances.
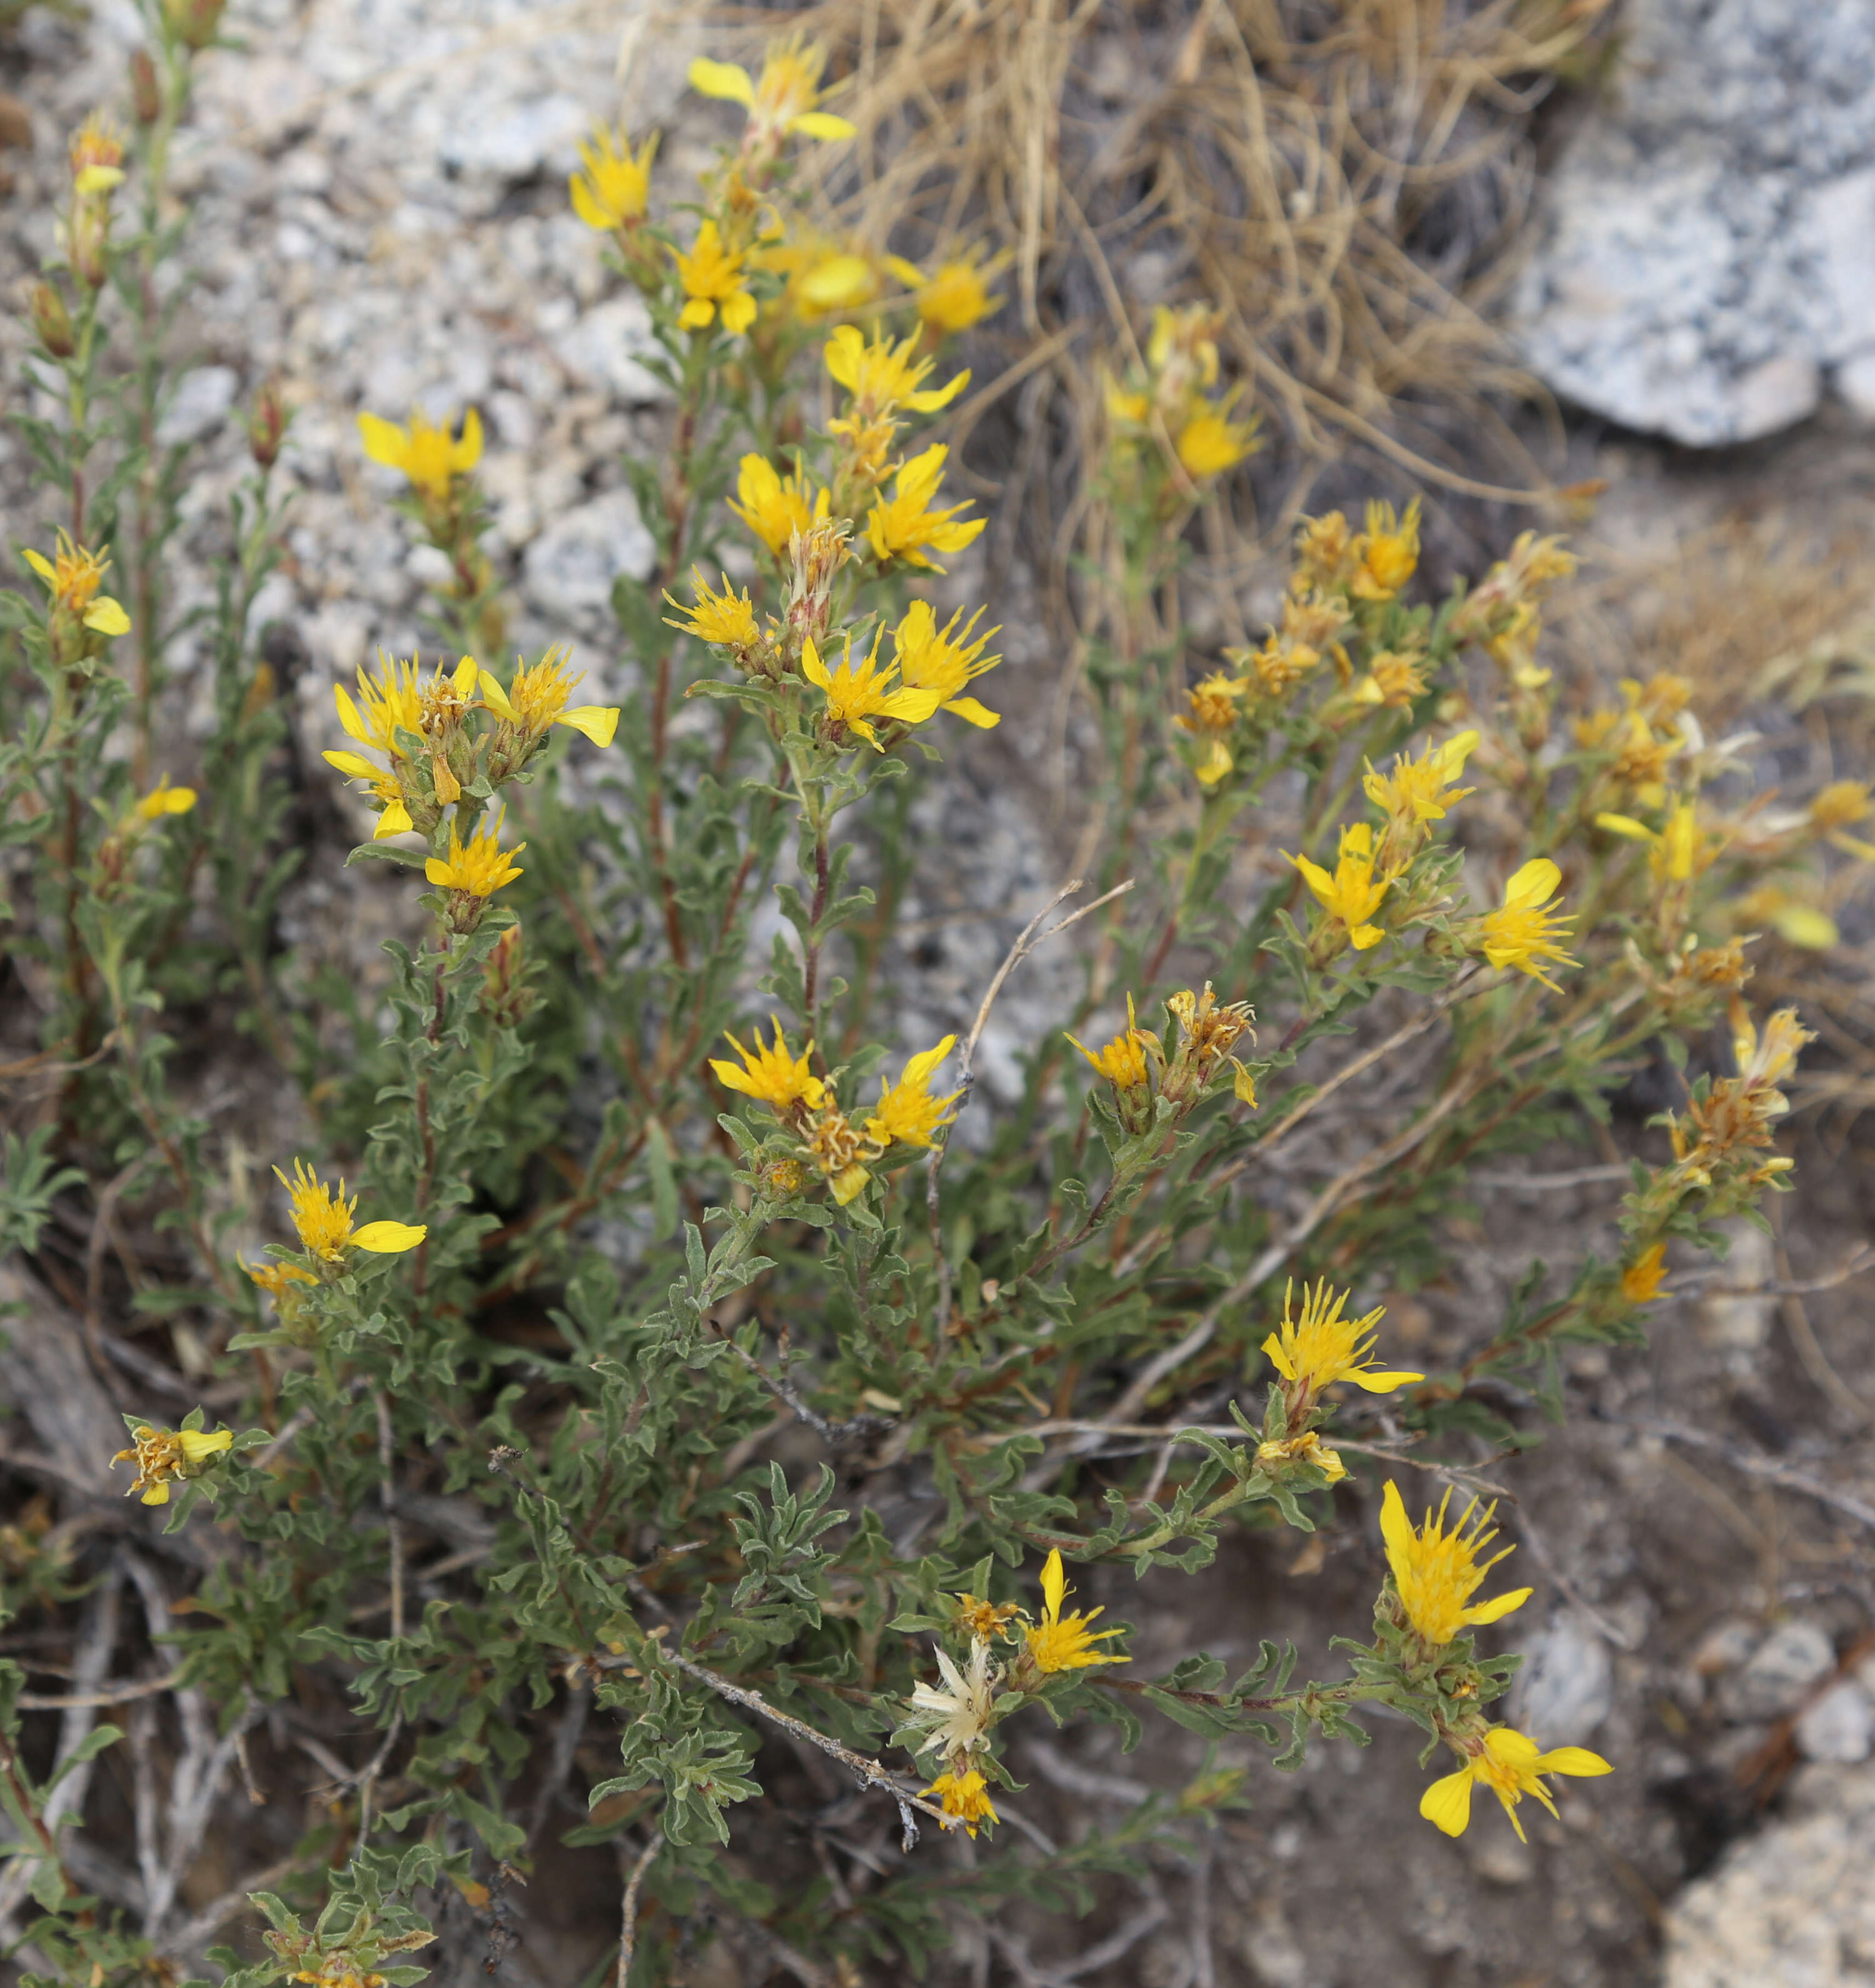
[0,16,1862,1988]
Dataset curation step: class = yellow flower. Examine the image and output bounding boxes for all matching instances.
[664,570,761,653]
[246,1260,316,1299]
[357,406,482,501]
[1621,1242,1667,1305]
[1255,1430,1347,1485]
[1065,994,1152,1091]
[824,324,969,422]
[670,219,756,336]
[69,111,126,196]
[1350,649,1429,710]
[886,245,1009,338]
[801,631,942,749]
[24,533,131,635]
[274,1158,427,1265]
[891,601,1001,727]
[1477,859,1578,991]
[133,776,196,820]
[803,1104,871,1206]
[688,35,856,146]
[1730,1000,1811,1092]
[1175,671,1251,787]
[424,817,525,898]
[1351,497,1421,601]
[954,1593,1022,1643]
[1811,779,1871,831]
[1104,376,1152,429]
[865,444,986,571]
[729,454,831,560]
[1363,731,1478,825]
[1262,1278,1421,1404]
[1595,800,1714,883]
[1174,405,1258,479]
[111,1423,232,1506]
[711,1020,825,1116]
[1380,1479,1532,1649]
[1287,821,1389,951]
[752,226,879,321]
[569,124,657,231]
[922,1769,999,1838]
[1147,303,1222,389]
[478,648,619,747]
[322,751,414,839]
[1024,1549,1127,1673]
[1420,1725,1611,1842]
[864,1036,962,1150]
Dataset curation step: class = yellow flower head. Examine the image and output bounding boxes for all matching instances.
[1364,730,1478,826]
[1065,993,1152,1092]
[826,324,969,424]
[1380,1479,1532,1650]
[1287,821,1389,951]
[1176,671,1251,787]
[1293,510,1358,593]
[801,630,943,749]
[1730,1000,1812,1093]
[425,817,525,898]
[922,1769,999,1838]
[1420,1725,1611,1842]
[569,124,657,231]
[1351,649,1429,710]
[751,223,879,323]
[729,454,831,560]
[1024,1549,1127,1674]
[111,1422,232,1506]
[954,1592,1022,1643]
[664,570,761,653]
[1595,800,1715,884]
[892,601,1001,728]
[69,112,126,196]
[1621,1242,1667,1305]
[1262,1278,1421,1405]
[803,1104,871,1206]
[1255,1430,1347,1485]
[478,648,618,748]
[1811,779,1871,831]
[1478,858,1579,991]
[357,406,482,501]
[1146,303,1222,395]
[322,751,414,840]
[688,34,856,148]
[274,1158,427,1265]
[887,244,1009,338]
[246,1259,316,1299]
[1174,404,1258,480]
[124,776,195,825]
[865,1036,962,1150]
[1351,496,1421,601]
[670,219,757,336]
[711,1019,826,1117]
[24,533,131,635]
[866,444,986,571]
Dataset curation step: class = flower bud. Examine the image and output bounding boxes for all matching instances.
[131,48,162,125]
[248,378,288,468]
[30,282,74,359]
[164,0,227,51]
[69,198,112,290]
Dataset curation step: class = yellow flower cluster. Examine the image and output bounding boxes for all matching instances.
[112,1422,232,1505]
[711,1022,964,1205]
[1105,304,1258,484]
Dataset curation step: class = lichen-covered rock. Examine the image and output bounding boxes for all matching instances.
[1516,0,1875,445]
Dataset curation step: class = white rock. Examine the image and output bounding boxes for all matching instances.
[437,91,588,184]
[1721,1620,1836,1722]
[554,295,669,407]
[521,486,656,623]
[157,365,240,447]
[1665,1764,1875,1985]
[1508,1616,1613,1744]
[1796,1682,1873,1765]
[1517,0,1875,445]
